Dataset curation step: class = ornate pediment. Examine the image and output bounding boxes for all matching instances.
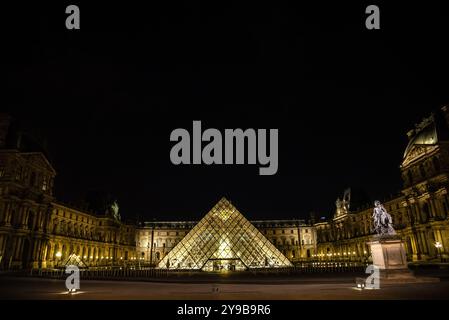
[21,152,56,175]
[402,144,438,168]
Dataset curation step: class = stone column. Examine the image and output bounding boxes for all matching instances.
[410,232,420,260]
[428,197,438,220]
[41,241,48,269]
[19,206,27,228]
[4,202,12,226]
[407,202,415,223]
[31,239,39,269]
[434,198,445,219]
[419,231,429,259]
[14,237,22,260]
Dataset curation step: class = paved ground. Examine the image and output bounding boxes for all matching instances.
[1,275,449,299]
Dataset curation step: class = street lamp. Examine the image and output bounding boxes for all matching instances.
[435,241,443,262]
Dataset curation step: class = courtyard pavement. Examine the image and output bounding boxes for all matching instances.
[1,274,449,299]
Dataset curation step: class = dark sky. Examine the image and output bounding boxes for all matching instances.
[3,2,449,221]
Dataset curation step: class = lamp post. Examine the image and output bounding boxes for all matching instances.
[435,241,443,262]
[147,242,150,268]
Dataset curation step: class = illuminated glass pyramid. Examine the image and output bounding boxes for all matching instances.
[62,253,88,269]
[158,197,292,271]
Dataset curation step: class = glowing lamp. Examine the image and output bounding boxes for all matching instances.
[355,277,366,289]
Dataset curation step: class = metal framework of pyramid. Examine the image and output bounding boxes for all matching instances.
[158,197,292,271]
[62,253,88,269]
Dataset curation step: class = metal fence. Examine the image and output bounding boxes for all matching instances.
[30,268,171,280]
[23,262,368,281]
[251,263,367,275]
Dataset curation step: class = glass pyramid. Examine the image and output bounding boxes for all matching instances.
[158,197,292,271]
[62,253,88,269]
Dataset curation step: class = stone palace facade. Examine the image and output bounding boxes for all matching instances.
[0,107,448,270]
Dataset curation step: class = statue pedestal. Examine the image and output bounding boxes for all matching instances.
[367,237,416,281]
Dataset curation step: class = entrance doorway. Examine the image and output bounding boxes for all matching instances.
[202,259,246,272]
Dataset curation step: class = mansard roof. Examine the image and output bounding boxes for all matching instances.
[402,106,449,166]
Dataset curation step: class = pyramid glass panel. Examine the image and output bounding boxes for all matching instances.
[158,197,293,270]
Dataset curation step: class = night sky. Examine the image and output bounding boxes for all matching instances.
[3,2,449,221]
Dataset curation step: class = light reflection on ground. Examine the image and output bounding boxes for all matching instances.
[0,276,448,300]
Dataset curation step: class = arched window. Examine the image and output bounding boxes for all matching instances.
[421,203,430,222]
